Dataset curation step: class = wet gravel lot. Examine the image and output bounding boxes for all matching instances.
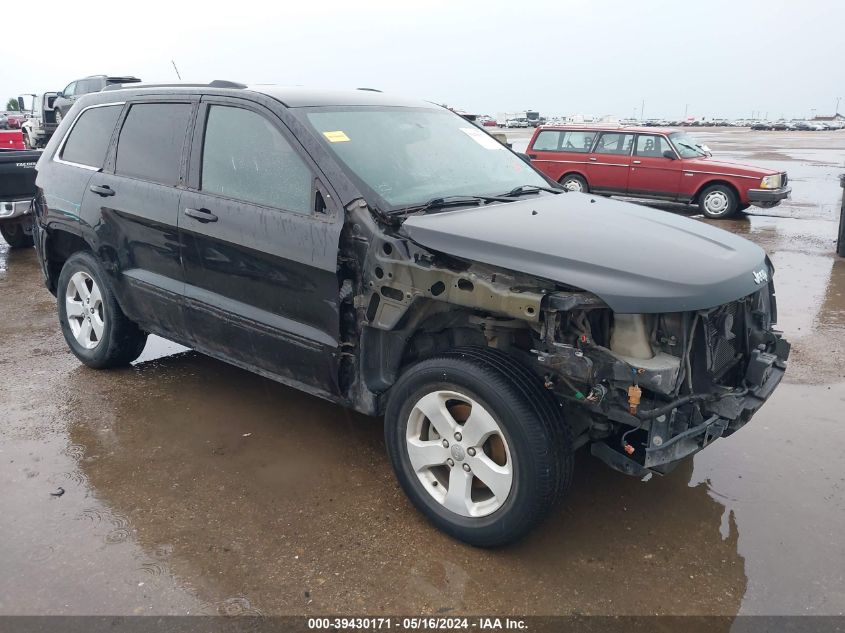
[1,129,844,617]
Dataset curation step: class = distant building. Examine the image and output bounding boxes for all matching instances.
[812,113,845,121]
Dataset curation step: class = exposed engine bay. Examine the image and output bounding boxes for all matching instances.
[341,203,790,476]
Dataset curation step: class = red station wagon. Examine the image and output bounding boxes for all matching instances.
[526,126,791,218]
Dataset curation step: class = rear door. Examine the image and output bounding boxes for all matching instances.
[82,98,196,335]
[584,131,634,192]
[179,97,344,396]
[627,134,683,199]
[527,129,596,183]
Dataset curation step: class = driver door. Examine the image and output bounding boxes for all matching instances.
[627,134,683,199]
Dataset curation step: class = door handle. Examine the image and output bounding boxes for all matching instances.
[89,184,115,197]
[184,207,218,223]
[632,160,642,164]
[588,157,597,161]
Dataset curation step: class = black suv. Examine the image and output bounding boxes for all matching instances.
[53,75,141,125]
[33,83,789,546]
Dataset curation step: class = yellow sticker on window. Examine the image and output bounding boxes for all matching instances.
[323,130,351,143]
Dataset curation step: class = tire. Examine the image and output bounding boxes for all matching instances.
[559,173,589,193]
[54,108,63,125]
[385,347,573,547]
[0,222,34,249]
[699,184,738,218]
[57,252,147,369]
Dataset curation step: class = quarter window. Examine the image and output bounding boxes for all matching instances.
[593,132,634,155]
[59,105,122,169]
[115,103,193,186]
[635,135,673,157]
[201,105,312,214]
[76,78,102,95]
[532,131,561,151]
[533,130,596,153]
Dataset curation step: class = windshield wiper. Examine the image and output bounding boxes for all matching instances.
[387,194,513,216]
[500,184,563,197]
[678,142,705,156]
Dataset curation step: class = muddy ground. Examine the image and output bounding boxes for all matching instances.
[1,129,844,617]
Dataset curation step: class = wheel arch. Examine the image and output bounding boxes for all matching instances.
[43,227,93,294]
[692,179,741,205]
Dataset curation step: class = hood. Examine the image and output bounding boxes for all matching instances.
[683,156,777,177]
[402,193,769,314]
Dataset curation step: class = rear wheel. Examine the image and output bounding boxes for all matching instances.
[385,347,572,547]
[699,184,738,218]
[0,222,34,249]
[559,173,589,193]
[57,252,147,368]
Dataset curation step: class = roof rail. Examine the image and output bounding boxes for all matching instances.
[103,79,247,91]
[356,87,382,92]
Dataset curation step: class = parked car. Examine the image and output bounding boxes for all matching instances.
[53,75,141,124]
[751,121,772,130]
[19,93,60,149]
[526,125,791,218]
[5,114,25,129]
[0,114,7,130]
[0,147,39,248]
[33,84,790,546]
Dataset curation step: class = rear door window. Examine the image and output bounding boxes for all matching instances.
[200,105,312,214]
[59,104,122,169]
[593,132,634,155]
[115,103,193,186]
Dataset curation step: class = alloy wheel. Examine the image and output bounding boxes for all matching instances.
[65,271,105,350]
[406,390,513,517]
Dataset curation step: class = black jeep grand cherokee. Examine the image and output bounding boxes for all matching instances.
[32,82,789,546]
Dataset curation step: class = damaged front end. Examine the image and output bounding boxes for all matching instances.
[535,280,790,476]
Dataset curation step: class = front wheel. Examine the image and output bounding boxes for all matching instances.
[559,173,589,193]
[0,222,34,249]
[57,252,148,368]
[699,184,738,218]
[54,108,63,125]
[385,347,572,547]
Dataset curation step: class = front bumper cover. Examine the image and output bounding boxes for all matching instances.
[748,186,791,207]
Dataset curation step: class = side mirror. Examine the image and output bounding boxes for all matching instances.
[663,149,676,160]
[17,97,25,111]
[56,91,63,98]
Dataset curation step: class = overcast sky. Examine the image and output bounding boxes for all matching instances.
[4,0,844,120]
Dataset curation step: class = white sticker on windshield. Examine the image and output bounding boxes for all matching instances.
[459,127,505,150]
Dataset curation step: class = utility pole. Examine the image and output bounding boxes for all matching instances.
[684,103,689,120]
[641,99,645,122]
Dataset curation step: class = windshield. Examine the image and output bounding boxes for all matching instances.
[669,132,706,158]
[304,107,547,209]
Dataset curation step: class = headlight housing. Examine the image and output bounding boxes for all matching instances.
[760,174,782,189]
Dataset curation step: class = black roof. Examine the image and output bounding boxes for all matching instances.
[100,81,432,108]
